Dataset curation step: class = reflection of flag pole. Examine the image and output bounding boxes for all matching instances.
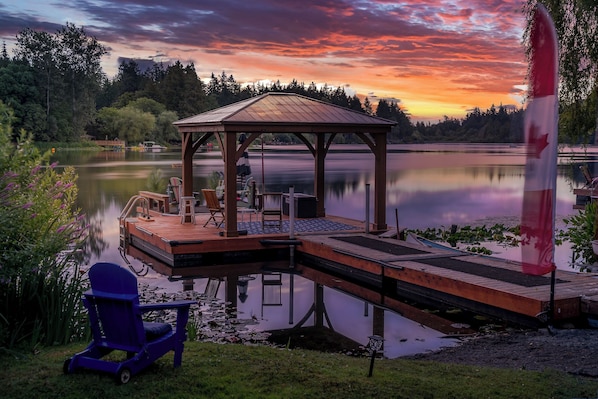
[521,4,559,320]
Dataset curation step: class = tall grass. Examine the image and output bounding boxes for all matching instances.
[0,248,89,353]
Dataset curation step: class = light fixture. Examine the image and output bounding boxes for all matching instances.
[367,334,384,377]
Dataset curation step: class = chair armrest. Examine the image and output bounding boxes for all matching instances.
[140,300,195,336]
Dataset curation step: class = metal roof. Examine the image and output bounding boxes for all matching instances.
[173,92,395,133]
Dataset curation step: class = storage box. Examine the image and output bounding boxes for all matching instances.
[282,193,317,218]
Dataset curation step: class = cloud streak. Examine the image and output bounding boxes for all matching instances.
[0,0,527,121]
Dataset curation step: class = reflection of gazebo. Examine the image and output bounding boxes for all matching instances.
[173,92,395,237]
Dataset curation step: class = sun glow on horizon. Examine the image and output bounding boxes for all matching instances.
[0,0,529,121]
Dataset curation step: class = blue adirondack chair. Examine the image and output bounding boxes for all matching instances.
[63,262,195,384]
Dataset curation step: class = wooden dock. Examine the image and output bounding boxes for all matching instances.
[122,210,598,327]
[93,139,126,150]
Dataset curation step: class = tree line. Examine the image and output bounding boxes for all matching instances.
[1,2,597,146]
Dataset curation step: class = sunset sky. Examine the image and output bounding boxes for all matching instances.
[0,0,529,122]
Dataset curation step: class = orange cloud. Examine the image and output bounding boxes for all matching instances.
[0,0,529,121]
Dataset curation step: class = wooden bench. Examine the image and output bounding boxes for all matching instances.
[139,191,174,214]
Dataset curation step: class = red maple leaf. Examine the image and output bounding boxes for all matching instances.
[528,123,549,158]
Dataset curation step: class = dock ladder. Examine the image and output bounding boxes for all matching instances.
[118,195,150,248]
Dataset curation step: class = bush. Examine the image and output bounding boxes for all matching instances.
[0,102,89,352]
[558,201,598,266]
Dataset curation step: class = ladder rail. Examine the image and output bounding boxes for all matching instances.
[118,195,150,248]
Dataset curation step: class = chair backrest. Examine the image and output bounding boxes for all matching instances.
[238,176,255,202]
[169,177,183,203]
[581,165,594,187]
[202,189,222,211]
[84,262,146,351]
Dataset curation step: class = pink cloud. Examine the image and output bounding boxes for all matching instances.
[0,0,528,121]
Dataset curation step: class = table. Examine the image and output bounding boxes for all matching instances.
[282,193,317,218]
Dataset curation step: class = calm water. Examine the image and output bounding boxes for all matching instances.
[50,143,590,357]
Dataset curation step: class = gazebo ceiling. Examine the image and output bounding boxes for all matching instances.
[173,92,396,133]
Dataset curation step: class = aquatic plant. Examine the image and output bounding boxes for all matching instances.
[408,223,520,254]
[146,168,166,193]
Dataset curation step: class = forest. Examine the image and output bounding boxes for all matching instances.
[0,15,594,146]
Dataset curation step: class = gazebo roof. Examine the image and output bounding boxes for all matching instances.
[173,92,395,133]
[174,92,392,236]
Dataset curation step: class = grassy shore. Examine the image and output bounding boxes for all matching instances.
[2,341,598,399]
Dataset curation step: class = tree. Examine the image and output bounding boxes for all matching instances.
[14,28,58,135]
[56,23,107,139]
[96,106,155,144]
[154,62,215,117]
[0,61,46,138]
[13,23,106,141]
[524,0,598,143]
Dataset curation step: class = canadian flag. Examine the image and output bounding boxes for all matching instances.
[521,4,559,276]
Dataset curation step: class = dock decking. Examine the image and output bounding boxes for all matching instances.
[123,211,598,327]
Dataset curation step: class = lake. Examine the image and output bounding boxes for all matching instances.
[50,143,590,357]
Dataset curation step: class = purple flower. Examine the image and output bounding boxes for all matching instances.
[52,192,63,199]
[55,181,63,187]
[56,225,67,233]
[31,165,41,175]
[2,171,18,179]
[22,202,33,210]
[50,162,58,169]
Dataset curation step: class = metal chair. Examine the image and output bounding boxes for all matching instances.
[261,192,282,230]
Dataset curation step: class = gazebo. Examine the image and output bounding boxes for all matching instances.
[173,92,396,237]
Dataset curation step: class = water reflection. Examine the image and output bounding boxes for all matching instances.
[133,258,462,358]
[49,143,596,356]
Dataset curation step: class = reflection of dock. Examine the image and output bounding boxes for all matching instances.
[123,212,598,327]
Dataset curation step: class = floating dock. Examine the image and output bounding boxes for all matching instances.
[122,210,598,328]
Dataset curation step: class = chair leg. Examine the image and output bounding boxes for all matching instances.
[203,213,216,227]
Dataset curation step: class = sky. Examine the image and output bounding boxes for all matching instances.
[0,0,529,122]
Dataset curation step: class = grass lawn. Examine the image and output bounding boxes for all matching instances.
[2,341,598,399]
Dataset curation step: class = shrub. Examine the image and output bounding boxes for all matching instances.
[558,201,598,267]
[0,102,88,352]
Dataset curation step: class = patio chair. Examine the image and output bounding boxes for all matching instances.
[237,176,255,203]
[202,188,225,227]
[63,262,195,384]
[581,165,598,188]
[168,177,183,205]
